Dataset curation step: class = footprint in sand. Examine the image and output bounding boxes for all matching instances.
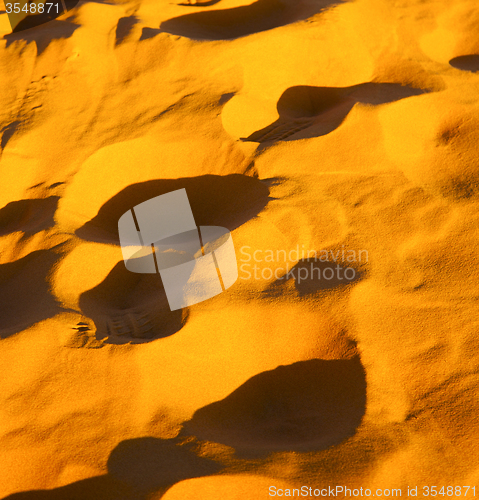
[241,83,426,144]
[107,310,154,339]
[72,174,271,344]
[79,260,188,344]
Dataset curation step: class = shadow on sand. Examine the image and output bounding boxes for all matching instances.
[2,356,366,498]
[160,0,344,40]
[244,83,427,145]
[76,174,270,343]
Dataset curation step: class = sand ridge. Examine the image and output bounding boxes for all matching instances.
[0,0,479,497]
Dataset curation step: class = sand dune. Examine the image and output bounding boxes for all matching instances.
[1,0,479,497]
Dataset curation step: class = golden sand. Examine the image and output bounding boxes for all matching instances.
[0,0,478,497]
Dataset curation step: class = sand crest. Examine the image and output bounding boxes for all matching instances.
[1,0,479,497]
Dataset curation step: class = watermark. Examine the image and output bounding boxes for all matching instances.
[239,245,368,283]
[118,188,238,311]
[268,485,476,497]
[118,190,367,309]
[5,0,77,33]
[269,486,402,497]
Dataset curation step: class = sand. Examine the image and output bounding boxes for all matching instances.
[0,0,478,497]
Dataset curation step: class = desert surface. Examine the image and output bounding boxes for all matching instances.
[0,0,479,498]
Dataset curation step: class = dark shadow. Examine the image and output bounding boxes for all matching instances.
[177,0,222,6]
[0,197,64,338]
[64,0,79,10]
[1,120,21,149]
[107,437,222,492]
[115,15,138,45]
[0,197,59,237]
[12,12,63,34]
[1,357,366,497]
[140,26,161,40]
[1,437,222,499]
[244,83,427,144]
[6,0,79,34]
[79,261,187,344]
[266,258,365,298]
[449,54,479,73]
[76,174,270,343]
[1,476,138,500]
[160,0,344,40]
[75,174,270,245]
[0,249,66,338]
[181,357,366,458]
[219,91,235,105]
[5,19,79,55]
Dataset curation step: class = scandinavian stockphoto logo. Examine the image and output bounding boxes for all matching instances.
[118,189,238,311]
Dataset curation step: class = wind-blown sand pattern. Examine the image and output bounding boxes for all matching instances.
[0,0,479,498]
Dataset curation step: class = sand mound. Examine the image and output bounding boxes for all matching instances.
[182,357,366,455]
[1,0,479,497]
